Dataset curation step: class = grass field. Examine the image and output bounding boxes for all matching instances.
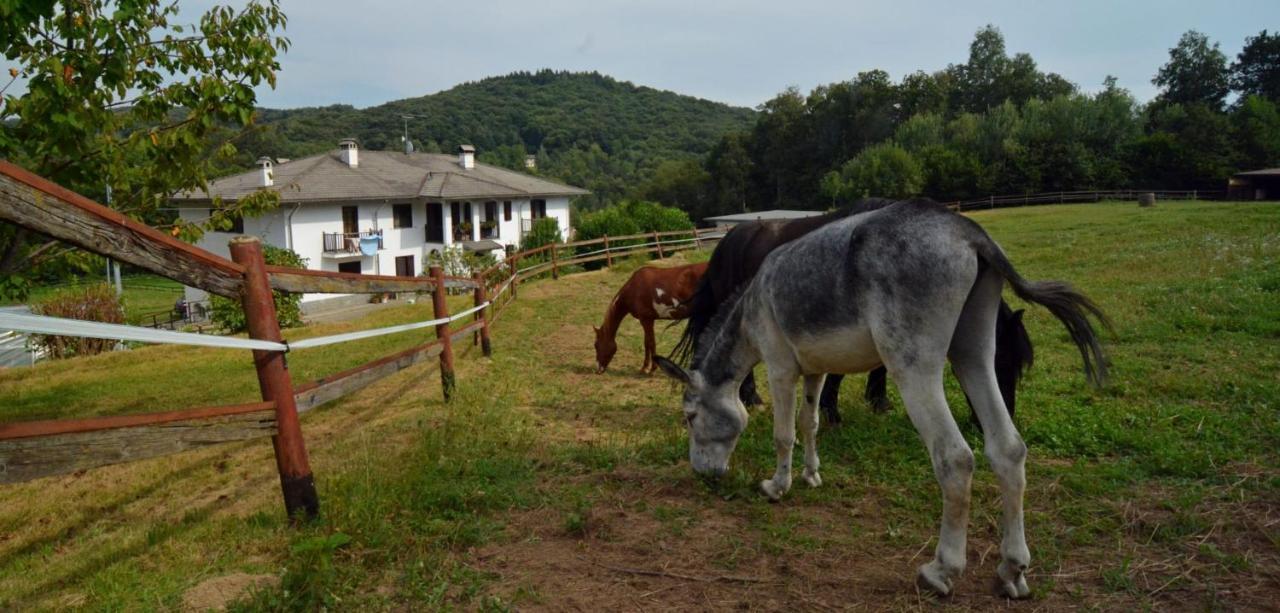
[0,200,1277,610]
[2,274,188,325]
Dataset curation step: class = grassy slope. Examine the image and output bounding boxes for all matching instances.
[0,201,1276,610]
[3,275,187,325]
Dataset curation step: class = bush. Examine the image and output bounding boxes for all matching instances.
[210,245,306,333]
[572,200,694,267]
[423,247,497,282]
[520,217,563,252]
[822,142,924,201]
[30,283,125,359]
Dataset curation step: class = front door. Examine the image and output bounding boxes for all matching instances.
[395,255,414,277]
[342,206,359,235]
[426,202,444,242]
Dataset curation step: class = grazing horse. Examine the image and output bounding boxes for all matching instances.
[655,199,1108,598]
[672,199,1034,425]
[594,262,708,374]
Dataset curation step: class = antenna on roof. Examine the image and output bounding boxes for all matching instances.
[401,114,418,155]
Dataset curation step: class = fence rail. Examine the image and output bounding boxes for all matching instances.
[947,189,1225,212]
[0,159,712,523]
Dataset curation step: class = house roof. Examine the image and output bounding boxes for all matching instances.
[176,149,590,204]
[703,209,824,223]
[1233,168,1280,177]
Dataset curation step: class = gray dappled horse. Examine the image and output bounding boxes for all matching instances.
[670,197,1034,426]
[655,199,1107,598]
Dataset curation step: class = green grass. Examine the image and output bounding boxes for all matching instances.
[0,200,1277,610]
[4,274,188,325]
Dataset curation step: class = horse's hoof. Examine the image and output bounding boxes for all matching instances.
[802,469,822,488]
[916,563,953,597]
[997,560,1031,599]
[759,479,787,501]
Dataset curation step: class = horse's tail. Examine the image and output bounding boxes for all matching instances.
[976,239,1110,387]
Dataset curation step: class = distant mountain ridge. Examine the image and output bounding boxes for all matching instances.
[238,70,756,206]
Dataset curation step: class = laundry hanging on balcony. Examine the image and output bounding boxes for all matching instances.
[359,235,380,256]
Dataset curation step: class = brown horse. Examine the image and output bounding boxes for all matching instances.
[594,262,708,374]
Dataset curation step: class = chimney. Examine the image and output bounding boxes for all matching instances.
[524,154,537,170]
[339,138,359,168]
[458,144,475,170]
[257,156,274,187]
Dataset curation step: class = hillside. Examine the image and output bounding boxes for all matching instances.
[237,71,757,207]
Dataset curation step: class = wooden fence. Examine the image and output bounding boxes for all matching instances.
[0,159,716,521]
[946,188,1225,212]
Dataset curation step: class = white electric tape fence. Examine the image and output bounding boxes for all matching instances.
[0,302,489,354]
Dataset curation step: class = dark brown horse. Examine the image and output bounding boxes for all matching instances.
[672,199,1034,425]
[594,262,708,374]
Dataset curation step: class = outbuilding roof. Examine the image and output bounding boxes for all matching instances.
[703,209,824,223]
[176,149,590,203]
[1232,168,1280,177]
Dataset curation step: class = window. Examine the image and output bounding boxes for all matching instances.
[395,255,414,277]
[531,199,547,219]
[338,261,362,274]
[229,214,244,234]
[482,201,498,239]
[392,203,413,228]
[503,201,512,221]
[452,201,473,241]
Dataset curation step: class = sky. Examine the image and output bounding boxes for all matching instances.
[15,1,1280,110]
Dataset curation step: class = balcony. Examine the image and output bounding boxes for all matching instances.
[322,230,383,258]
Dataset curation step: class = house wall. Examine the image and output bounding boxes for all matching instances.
[177,194,573,308]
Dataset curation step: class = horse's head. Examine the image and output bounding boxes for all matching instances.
[653,356,747,478]
[592,325,617,374]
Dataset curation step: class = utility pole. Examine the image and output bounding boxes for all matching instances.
[104,183,122,296]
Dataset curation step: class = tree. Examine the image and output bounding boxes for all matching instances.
[706,132,751,216]
[1231,95,1280,169]
[637,159,710,216]
[1153,30,1230,110]
[1231,30,1280,101]
[823,143,923,201]
[0,0,290,299]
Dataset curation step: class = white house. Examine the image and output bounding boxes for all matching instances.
[174,140,588,311]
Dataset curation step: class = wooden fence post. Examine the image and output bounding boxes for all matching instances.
[473,272,492,357]
[693,229,701,250]
[551,243,559,280]
[603,234,612,268]
[510,254,518,300]
[654,231,664,258]
[430,265,456,400]
[228,237,318,522]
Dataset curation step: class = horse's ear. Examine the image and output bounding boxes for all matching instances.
[653,356,690,385]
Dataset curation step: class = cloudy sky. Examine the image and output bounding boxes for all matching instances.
[123,1,1280,109]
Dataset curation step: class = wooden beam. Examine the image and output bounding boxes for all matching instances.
[0,160,246,298]
[0,410,276,484]
[0,401,275,441]
[265,266,437,295]
[294,341,444,413]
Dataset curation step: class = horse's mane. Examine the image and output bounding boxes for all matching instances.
[670,198,900,366]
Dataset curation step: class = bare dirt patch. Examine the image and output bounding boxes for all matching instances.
[182,572,278,612]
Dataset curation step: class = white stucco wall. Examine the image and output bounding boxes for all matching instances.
[177,194,573,306]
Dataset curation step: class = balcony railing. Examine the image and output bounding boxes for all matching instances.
[323,230,383,254]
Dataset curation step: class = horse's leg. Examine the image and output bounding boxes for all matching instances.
[950,274,1031,599]
[640,318,656,374]
[864,367,893,413]
[818,374,842,425]
[739,371,764,406]
[760,365,800,501]
[800,374,825,487]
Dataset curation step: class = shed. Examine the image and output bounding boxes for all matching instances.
[702,209,823,230]
[1227,168,1280,200]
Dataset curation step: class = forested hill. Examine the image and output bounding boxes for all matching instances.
[239,71,756,206]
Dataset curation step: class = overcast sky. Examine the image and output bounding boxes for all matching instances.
[40,1,1280,110]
